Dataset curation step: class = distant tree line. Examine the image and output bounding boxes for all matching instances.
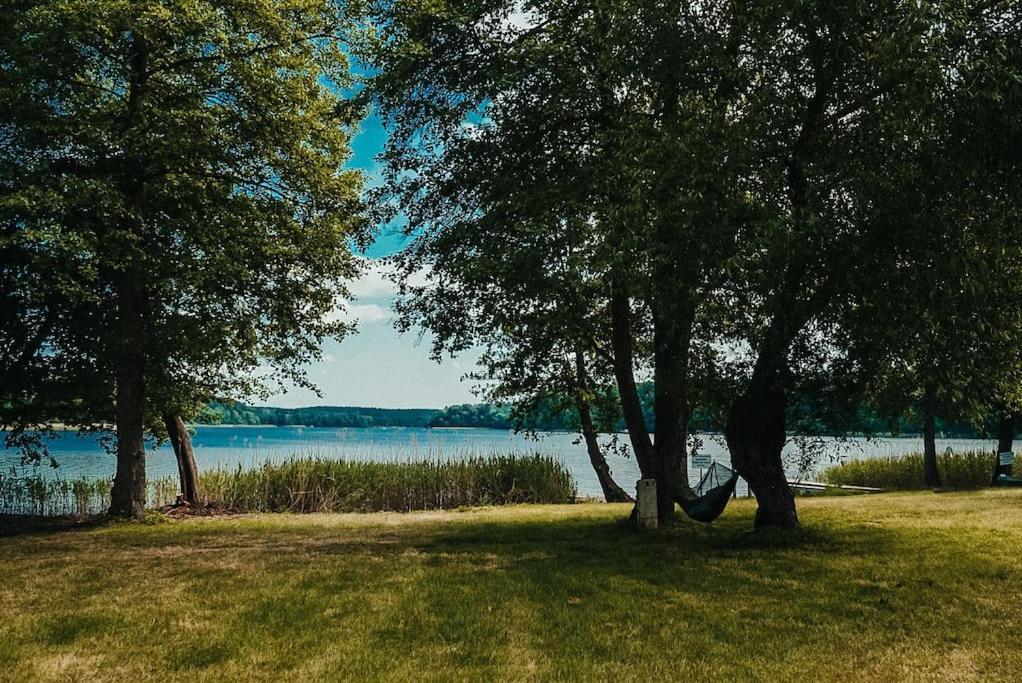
[197,403,440,429]
[428,394,1012,437]
[202,394,1016,438]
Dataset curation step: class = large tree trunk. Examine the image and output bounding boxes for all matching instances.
[651,296,695,523]
[109,28,150,519]
[573,350,632,503]
[922,384,941,488]
[993,411,1016,483]
[109,281,147,518]
[725,381,798,529]
[164,413,200,506]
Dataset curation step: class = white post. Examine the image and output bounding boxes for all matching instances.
[636,479,658,529]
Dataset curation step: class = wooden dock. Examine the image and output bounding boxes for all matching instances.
[787,480,883,494]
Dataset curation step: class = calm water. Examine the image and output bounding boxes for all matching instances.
[0,426,999,498]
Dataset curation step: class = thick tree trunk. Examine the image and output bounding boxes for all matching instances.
[651,298,695,523]
[993,412,1016,483]
[922,385,941,488]
[109,282,147,518]
[996,413,1015,455]
[573,350,632,503]
[109,28,151,519]
[725,381,798,529]
[164,413,200,506]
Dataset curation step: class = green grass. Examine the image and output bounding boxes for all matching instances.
[0,454,576,516]
[2,490,1021,681]
[823,450,999,490]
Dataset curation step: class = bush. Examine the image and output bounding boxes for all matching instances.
[823,450,998,490]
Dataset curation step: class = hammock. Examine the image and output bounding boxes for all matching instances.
[679,462,739,523]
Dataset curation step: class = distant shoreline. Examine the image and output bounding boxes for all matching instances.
[3,424,991,440]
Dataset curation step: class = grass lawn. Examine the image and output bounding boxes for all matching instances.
[2,490,1021,681]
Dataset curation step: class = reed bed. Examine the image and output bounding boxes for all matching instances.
[0,473,179,516]
[823,449,998,490]
[198,454,577,512]
[0,454,577,516]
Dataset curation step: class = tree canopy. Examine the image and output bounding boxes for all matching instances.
[1,0,367,515]
[363,0,1022,527]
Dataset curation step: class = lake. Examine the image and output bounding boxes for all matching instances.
[0,426,999,498]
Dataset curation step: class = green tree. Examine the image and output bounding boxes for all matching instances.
[365,0,1019,529]
[855,11,1022,486]
[1,0,366,517]
[364,0,735,518]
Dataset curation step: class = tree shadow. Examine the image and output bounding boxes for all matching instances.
[0,513,110,538]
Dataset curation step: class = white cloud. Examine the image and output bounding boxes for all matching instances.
[347,262,399,299]
[347,260,431,301]
[323,260,434,328]
[332,303,392,325]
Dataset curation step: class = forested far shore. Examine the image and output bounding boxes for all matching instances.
[196,403,441,429]
[196,399,1018,439]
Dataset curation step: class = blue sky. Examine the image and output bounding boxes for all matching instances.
[259,113,481,410]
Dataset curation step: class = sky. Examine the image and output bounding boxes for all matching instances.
[262,10,545,410]
[258,113,481,410]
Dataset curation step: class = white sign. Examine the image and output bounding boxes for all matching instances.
[999,452,1015,466]
[691,452,712,468]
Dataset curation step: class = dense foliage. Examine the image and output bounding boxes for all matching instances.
[364,0,1022,527]
[1,0,367,516]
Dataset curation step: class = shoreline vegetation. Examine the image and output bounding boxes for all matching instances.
[4,448,1012,518]
[824,450,1002,491]
[0,455,577,517]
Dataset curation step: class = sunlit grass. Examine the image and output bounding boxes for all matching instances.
[2,490,1021,680]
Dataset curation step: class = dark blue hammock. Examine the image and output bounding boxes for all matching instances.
[679,462,739,523]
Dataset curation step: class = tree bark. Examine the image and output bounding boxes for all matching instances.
[109,27,150,519]
[164,413,200,506]
[609,281,656,479]
[109,280,147,518]
[573,352,633,503]
[993,411,1016,483]
[651,296,695,523]
[922,384,941,488]
[725,380,798,529]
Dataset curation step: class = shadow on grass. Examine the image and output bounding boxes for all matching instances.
[4,502,1018,679]
[0,513,111,538]
[347,511,987,673]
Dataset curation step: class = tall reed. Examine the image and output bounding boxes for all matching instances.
[0,473,177,516]
[823,450,998,490]
[0,454,577,516]
[198,454,577,512]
